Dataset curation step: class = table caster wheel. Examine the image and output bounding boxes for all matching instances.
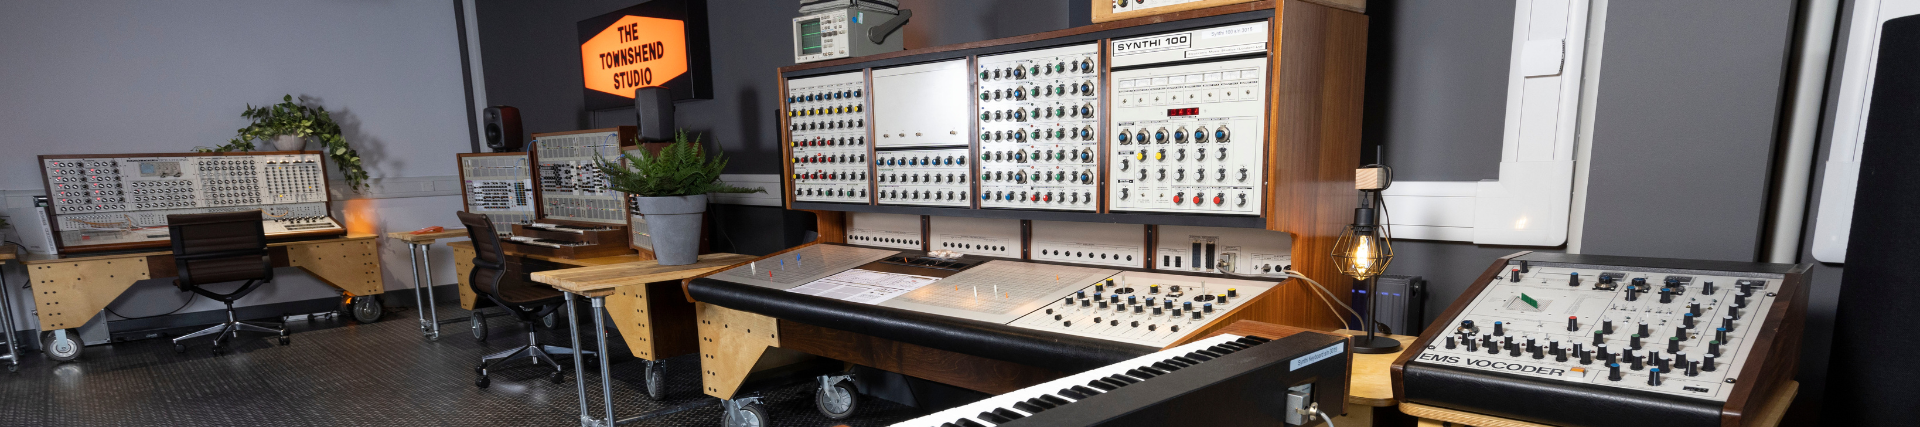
[278,336,291,346]
[6,364,14,373]
[549,370,565,384]
[174,343,187,353]
[815,377,858,419]
[343,296,384,324]
[41,330,82,362]
[471,311,488,342]
[644,361,666,401]
[475,375,490,388]
[726,402,768,427]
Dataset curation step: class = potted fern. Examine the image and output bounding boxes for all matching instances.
[596,131,761,265]
[197,95,370,191]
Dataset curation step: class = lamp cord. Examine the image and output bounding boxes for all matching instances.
[1286,270,1360,331]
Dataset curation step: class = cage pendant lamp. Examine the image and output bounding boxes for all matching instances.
[1333,206,1393,281]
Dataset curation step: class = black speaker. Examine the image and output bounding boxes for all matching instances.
[634,87,675,142]
[1826,14,1920,426]
[482,106,524,152]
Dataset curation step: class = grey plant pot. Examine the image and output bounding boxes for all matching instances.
[632,194,707,265]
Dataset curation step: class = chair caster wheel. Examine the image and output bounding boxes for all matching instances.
[278,337,291,346]
[475,375,490,388]
[549,370,565,384]
[474,365,486,375]
[6,364,16,373]
[174,344,186,353]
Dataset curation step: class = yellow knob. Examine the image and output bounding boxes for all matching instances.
[1154,150,1165,161]
[1135,151,1146,161]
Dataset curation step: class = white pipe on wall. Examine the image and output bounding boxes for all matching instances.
[1765,0,1842,263]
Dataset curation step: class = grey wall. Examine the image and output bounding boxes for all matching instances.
[0,1,472,330]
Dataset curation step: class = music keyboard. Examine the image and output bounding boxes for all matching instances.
[891,333,1290,427]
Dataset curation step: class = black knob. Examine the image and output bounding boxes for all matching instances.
[1683,313,1696,329]
[1510,268,1521,282]
[1703,353,1718,371]
[1630,334,1643,350]
[1703,281,1717,295]
[1708,340,1721,356]
[1598,344,1614,363]
[1637,322,1650,337]
[1659,288,1674,304]
[1445,336,1457,349]
[1191,311,1201,320]
[1689,302,1702,316]
[1580,349,1594,365]
[1567,316,1579,332]
[1668,336,1681,354]
[1530,346,1544,360]
[1464,337,1479,352]
[1734,293,1748,308]
[1608,363,1623,381]
[1602,320,1614,335]
[1716,327,1729,343]
[1685,360,1701,377]
[1509,343,1522,357]
[1629,354,1645,371]
[1648,367,1664,386]
[1494,321,1505,336]
[1675,352,1690,368]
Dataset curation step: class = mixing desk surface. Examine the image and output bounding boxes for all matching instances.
[707,246,1283,348]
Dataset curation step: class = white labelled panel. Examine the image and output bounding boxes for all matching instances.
[535,131,626,224]
[1030,220,1145,268]
[1413,262,1779,401]
[1108,56,1267,215]
[1155,225,1291,277]
[977,43,1102,211]
[928,216,1020,258]
[875,148,972,207]
[461,154,536,231]
[871,59,972,148]
[787,71,872,204]
[1007,270,1280,348]
[1110,21,1270,67]
[848,212,923,250]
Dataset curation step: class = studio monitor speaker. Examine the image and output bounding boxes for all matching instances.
[634,87,675,142]
[483,106,524,152]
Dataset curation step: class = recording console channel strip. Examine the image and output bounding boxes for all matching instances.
[40,152,340,251]
[787,71,872,204]
[1107,22,1270,215]
[709,246,1281,348]
[533,129,631,225]
[875,148,972,207]
[458,153,537,232]
[1395,252,1811,427]
[976,43,1101,211]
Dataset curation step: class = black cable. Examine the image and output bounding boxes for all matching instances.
[104,293,197,320]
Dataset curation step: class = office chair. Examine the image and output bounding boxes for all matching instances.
[167,211,289,354]
[458,212,590,388]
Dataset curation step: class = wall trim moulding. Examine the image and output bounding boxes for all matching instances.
[1810,0,1920,263]
[1382,0,1598,247]
[329,175,462,200]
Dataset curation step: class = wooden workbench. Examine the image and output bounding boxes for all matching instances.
[530,253,754,361]
[446,241,659,310]
[18,234,382,332]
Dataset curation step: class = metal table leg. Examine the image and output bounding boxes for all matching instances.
[564,293,601,427]
[592,296,616,424]
[406,243,431,339]
[0,264,18,372]
[419,243,441,340]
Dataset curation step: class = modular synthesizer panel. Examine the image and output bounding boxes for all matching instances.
[1107,22,1270,216]
[534,129,631,225]
[40,152,339,251]
[787,71,873,204]
[458,153,537,231]
[874,148,972,207]
[975,43,1102,211]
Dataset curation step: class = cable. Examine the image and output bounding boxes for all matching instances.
[1286,270,1356,331]
[104,293,197,320]
[1317,410,1337,427]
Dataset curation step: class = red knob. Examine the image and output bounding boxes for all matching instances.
[1030,194,1040,201]
[1044,194,1053,202]
[1213,195,1224,205]
[1192,195,1202,205]
[1173,194,1185,204]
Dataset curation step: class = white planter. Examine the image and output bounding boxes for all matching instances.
[272,135,306,151]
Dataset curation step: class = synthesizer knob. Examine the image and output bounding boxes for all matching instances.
[1131,321,1139,328]
[1685,360,1701,377]
[1509,268,1521,282]
[1608,363,1624,381]
[1203,303,1214,313]
[1173,192,1183,204]
[1689,302,1703,316]
[1445,336,1457,349]
[1531,345,1545,360]
[1568,272,1581,287]
[1508,343,1522,357]
[1227,288,1238,298]
[1647,368,1664,386]
[1457,320,1478,334]
[1567,316,1579,332]
[1668,336,1681,353]
[1708,340,1721,356]
[1598,344,1614,363]
[1722,315,1735,332]
[1734,293,1747,308]
[1183,301,1194,312]
[1098,300,1108,309]
[1063,321,1072,327]
[1463,337,1479,352]
[1659,288,1674,304]
[1675,352,1689,369]
[1703,354,1718,371]
[1493,321,1504,336]
[1637,322,1650,337]
[1580,348,1594,364]
[1153,307,1163,316]
[1715,327,1728,343]
[1629,353,1645,371]
[1630,334,1643,350]
[1602,320,1614,335]
[1703,281,1717,295]
[1110,319,1119,326]
[1682,313,1695,329]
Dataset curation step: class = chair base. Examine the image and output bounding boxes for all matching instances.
[475,328,596,386]
[173,319,285,350]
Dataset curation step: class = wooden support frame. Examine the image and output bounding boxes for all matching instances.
[20,235,383,331]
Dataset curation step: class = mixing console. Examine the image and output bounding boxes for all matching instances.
[787,71,872,204]
[459,153,537,231]
[1398,253,1810,427]
[976,43,1101,211]
[534,129,629,224]
[1107,22,1270,216]
[1007,271,1277,347]
[875,148,972,207]
[40,153,339,251]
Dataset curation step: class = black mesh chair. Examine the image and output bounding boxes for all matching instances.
[167,211,289,354]
[458,212,588,387]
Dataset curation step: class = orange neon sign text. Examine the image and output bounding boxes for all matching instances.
[581,16,688,98]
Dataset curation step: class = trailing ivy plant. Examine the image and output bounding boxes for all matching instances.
[196,94,368,191]
[595,130,762,197]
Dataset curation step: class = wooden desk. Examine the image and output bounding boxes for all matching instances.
[525,253,752,427]
[385,229,469,340]
[14,234,383,362]
[1402,381,1799,427]
[446,241,653,311]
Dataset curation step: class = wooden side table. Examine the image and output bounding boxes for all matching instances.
[1400,379,1798,427]
[385,229,469,340]
[1330,329,1418,426]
